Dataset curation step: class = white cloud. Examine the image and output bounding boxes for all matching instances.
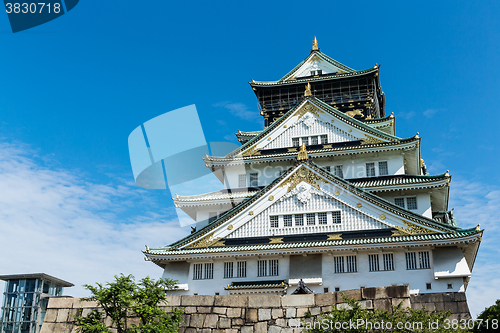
[213,102,261,123]
[423,108,439,118]
[0,142,189,297]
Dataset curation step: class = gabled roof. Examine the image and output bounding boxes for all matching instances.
[205,97,415,162]
[150,159,466,253]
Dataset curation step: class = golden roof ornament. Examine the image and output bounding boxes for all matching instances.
[297,142,308,160]
[312,36,319,51]
[304,82,312,97]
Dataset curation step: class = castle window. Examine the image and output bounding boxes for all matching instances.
[224,262,234,278]
[301,137,309,146]
[318,212,327,225]
[193,263,213,280]
[426,283,432,290]
[332,211,341,224]
[368,254,380,272]
[383,253,394,271]
[447,283,453,289]
[325,166,331,172]
[284,215,293,227]
[270,216,279,228]
[406,197,418,210]
[292,138,300,147]
[204,263,214,279]
[366,163,375,177]
[307,213,316,225]
[378,161,388,176]
[317,70,323,75]
[193,264,203,280]
[295,214,304,226]
[334,165,344,178]
[395,198,405,208]
[237,261,247,278]
[258,259,279,277]
[249,173,258,187]
[238,174,246,188]
[321,135,328,144]
[369,253,394,271]
[311,136,318,145]
[334,255,357,273]
[406,251,430,270]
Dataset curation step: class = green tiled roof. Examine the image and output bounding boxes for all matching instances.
[225,280,288,290]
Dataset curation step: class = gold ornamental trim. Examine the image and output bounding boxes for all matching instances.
[242,144,261,157]
[394,220,437,235]
[293,101,323,119]
[279,166,322,193]
[186,232,223,249]
[327,234,342,240]
[361,135,385,145]
[269,237,284,244]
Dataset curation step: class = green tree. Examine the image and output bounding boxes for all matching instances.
[74,274,184,333]
[304,295,471,333]
[473,299,500,333]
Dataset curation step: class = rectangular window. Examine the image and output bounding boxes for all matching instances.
[334,165,343,177]
[269,259,279,276]
[317,70,323,75]
[346,256,357,273]
[204,263,214,279]
[208,212,218,223]
[237,261,247,278]
[193,264,203,280]
[318,212,327,225]
[334,256,344,273]
[283,215,293,227]
[301,137,309,146]
[224,262,234,278]
[395,198,405,208]
[307,213,316,225]
[383,253,394,271]
[334,165,344,178]
[406,197,418,210]
[238,174,246,188]
[292,138,300,147]
[321,135,328,144]
[270,216,279,228]
[258,260,267,277]
[311,136,318,145]
[295,214,304,226]
[419,251,430,269]
[406,252,417,270]
[378,161,388,176]
[249,173,258,187]
[332,211,341,224]
[325,166,331,172]
[369,254,380,272]
[366,163,375,177]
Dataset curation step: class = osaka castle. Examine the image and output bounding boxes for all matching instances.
[144,37,482,296]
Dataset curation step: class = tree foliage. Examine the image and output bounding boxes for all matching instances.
[304,295,472,333]
[74,274,184,333]
[472,299,500,333]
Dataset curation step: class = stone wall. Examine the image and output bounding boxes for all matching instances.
[40,286,470,333]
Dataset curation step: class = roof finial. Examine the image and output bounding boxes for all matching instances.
[304,82,312,97]
[297,143,308,160]
[312,36,319,51]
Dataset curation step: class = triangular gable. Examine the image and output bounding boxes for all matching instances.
[232,98,400,157]
[280,51,356,82]
[176,161,458,250]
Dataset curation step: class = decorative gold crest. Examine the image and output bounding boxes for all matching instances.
[360,135,385,145]
[242,144,261,157]
[227,224,233,230]
[269,237,284,244]
[393,220,436,235]
[249,211,254,215]
[186,232,223,249]
[380,214,386,220]
[279,166,322,193]
[327,234,342,240]
[269,195,274,201]
[334,190,340,196]
[293,101,323,119]
[356,203,362,208]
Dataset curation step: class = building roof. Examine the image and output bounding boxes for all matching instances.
[0,273,74,287]
[225,280,288,290]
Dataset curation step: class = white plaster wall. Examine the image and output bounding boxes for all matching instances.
[377,193,432,218]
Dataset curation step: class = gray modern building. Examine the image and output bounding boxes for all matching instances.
[0,274,73,333]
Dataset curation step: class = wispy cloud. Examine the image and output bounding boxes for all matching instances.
[0,142,188,297]
[423,108,439,118]
[213,102,260,123]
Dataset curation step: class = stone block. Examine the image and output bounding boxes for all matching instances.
[457,301,470,314]
[181,295,215,307]
[296,308,308,317]
[190,313,206,328]
[254,322,267,333]
[219,317,232,329]
[385,285,409,298]
[67,309,78,322]
[258,308,271,321]
[197,306,213,313]
[315,292,335,306]
[75,299,98,308]
[248,295,280,308]
[336,302,353,310]
[435,302,445,311]
[391,298,410,308]
[339,289,361,301]
[361,287,386,300]
[53,323,73,333]
[423,303,436,311]
[180,314,191,327]
[164,295,182,306]
[272,308,283,319]
[213,307,227,315]
[56,308,69,322]
[268,325,282,333]
[285,308,296,318]
[373,299,391,311]
[282,329,293,333]
[292,329,302,333]
[454,292,467,302]
[321,305,332,313]
[44,309,58,323]
[281,294,315,307]
[185,306,197,314]
[81,308,92,318]
[178,328,186,333]
[185,329,198,333]
[246,308,258,322]
[48,297,74,309]
[213,330,225,333]
[288,319,301,329]
[127,317,141,327]
[232,318,244,326]
[241,326,254,333]
[200,329,212,333]
[226,307,241,318]
[411,302,424,310]
[309,307,321,316]
[444,301,458,313]
[40,323,56,333]
[225,330,238,333]
[215,295,248,307]
[204,314,219,328]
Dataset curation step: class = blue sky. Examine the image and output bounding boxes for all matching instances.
[0,0,499,317]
